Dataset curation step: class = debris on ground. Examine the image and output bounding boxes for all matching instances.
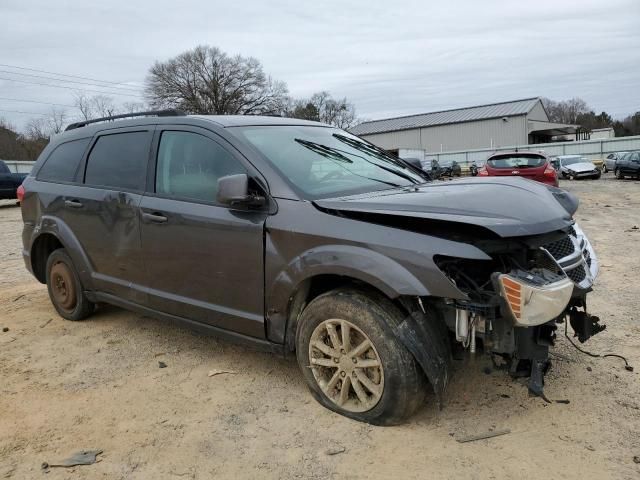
[207,369,237,377]
[633,455,640,464]
[456,429,511,443]
[12,294,25,302]
[39,318,52,328]
[2,327,9,332]
[42,449,103,469]
[325,445,346,456]
[158,361,167,368]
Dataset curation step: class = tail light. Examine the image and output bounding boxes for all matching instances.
[16,184,25,203]
[543,164,557,178]
[478,167,489,176]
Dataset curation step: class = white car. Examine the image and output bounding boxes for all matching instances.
[557,155,601,180]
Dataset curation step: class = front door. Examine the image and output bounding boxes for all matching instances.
[139,127,267,338]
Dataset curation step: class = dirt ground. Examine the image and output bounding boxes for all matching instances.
[1,176,639,480]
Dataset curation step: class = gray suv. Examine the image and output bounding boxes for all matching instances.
[20,111,603,424]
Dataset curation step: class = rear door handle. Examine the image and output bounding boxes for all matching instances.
[142,212,168,224]
[64,199,83,209]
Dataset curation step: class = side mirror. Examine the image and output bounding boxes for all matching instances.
[217,174,266,208]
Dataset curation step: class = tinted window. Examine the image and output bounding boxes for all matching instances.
[487,154,546,169]
[38,138,91,183]
[156,131,245,202]
[85,131,151,190]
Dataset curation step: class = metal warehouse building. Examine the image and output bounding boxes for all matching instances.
[350,97,579,155]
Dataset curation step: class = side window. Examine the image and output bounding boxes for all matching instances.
[37,138,91,183]
[85,131,151,191]
[156,131,245,203]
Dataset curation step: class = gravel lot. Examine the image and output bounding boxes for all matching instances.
[1,176,639,479]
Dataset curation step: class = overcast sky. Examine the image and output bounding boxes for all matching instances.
[1,0,639,130]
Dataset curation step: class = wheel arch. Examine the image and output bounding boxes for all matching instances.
[29,216,94,288]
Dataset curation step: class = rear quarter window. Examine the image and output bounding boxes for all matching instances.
[37,138,91,183]
[84,131,151,191]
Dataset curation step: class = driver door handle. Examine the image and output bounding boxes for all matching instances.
[64,199,83,209]
[142,212,168,224]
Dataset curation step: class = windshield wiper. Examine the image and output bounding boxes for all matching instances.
[294,138,403,188]
[294,138,352,163]
[333,133,430,183]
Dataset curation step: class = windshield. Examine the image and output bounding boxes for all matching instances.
[487,154,545,169]
[229,126,426,198]
[561,156,587,166]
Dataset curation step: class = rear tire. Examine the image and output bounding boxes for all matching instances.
[295,288,426,425]
[46,249,94,321]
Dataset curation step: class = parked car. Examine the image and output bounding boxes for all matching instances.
[20,111,603,425]
[602,152,627,173]
[556,155,601,180]
[614,151,640,179]
[0,160,28,200]
[478,151,558,186]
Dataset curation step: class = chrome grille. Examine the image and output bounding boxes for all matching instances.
[544,236,575,260]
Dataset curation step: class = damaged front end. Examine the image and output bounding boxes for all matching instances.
[434,223,604,399]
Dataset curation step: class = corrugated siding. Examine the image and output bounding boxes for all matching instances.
[527,101,549,122]
[361,116,528,152]
[350,98,539,136]
[362,129,422,150]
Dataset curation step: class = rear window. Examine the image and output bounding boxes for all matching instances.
[487,155,545,169]
[37,138,91,183]
[84,131,151,191]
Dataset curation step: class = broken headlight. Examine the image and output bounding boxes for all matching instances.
[495,270,573,327]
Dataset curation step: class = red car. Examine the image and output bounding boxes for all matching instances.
[478,151,558,187]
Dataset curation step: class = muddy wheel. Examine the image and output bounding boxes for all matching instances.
[46,249,94,321]
[295,289,426,425]
[602,164,607,173]
[615,169,624,180]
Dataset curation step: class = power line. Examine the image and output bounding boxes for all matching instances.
[0,109,48,116]
[0,69,143,93]
[0,96,77,108]
[0,76,144,98]
[0,62,145,90]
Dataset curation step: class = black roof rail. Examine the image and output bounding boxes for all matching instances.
[65,109,186,131]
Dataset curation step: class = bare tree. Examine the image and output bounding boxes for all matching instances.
[91,95,117,118]
[289,91,359,128]
[24,108,68,141]
[74,92,94,121]
[541,97,590,124]
[145,45,289,115]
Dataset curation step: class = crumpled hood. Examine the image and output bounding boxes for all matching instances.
[562,162,596,173]
[314,177,578,237]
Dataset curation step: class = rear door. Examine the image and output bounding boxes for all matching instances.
[139,125,268,338]
[65,127,152,303]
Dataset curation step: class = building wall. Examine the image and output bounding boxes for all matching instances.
[527,101,549,122]
[362,115,528,152]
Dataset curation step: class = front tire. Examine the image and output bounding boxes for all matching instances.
[615,168,624,179]
[295,289,426,425]
[46,249,94,321]
[602,164,607,173]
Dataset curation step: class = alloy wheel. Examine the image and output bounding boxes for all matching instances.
[308,319,384,413]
